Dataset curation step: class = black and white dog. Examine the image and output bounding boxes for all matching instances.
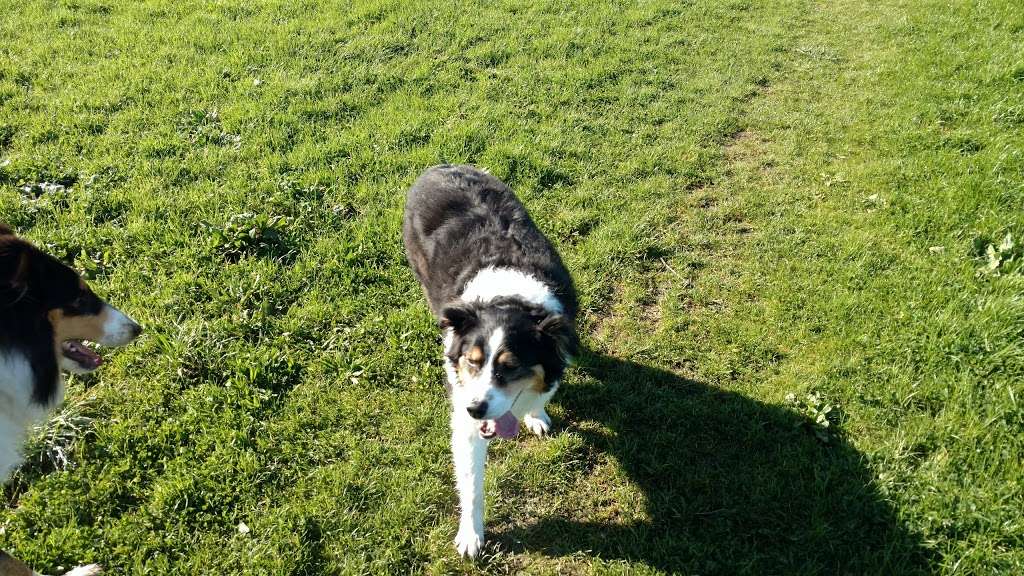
[403,165,578,557]
[1,224,142,576]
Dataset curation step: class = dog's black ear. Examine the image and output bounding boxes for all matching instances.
[537,313,579,364]
[440,302,478,334]
[0,241,30,290]
[0,223,13,236]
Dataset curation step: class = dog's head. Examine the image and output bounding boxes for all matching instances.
[0,224,143,377]
[441,297,576,429]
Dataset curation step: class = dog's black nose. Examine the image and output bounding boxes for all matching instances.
[466,401,488,419]
[130,322,143,338]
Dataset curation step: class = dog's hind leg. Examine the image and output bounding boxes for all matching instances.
[450,408,488,558]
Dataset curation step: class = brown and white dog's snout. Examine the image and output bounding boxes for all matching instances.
[98,304,143,346]
[50,303,143,374]
[49,303,142,346]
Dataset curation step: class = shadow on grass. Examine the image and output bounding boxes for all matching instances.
[497,352,931,574]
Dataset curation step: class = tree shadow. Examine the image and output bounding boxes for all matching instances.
[496,351,931,574]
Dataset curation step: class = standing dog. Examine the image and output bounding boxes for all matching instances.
[403,165,578,557]
[1,224,142,576]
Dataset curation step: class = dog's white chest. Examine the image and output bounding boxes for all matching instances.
[0,351,54,482]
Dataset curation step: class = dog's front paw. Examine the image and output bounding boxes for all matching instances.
[523,410,551,437]
[455,525,484,558]
[63,565,102,576]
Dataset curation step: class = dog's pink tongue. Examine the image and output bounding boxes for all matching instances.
[494,411,519,439]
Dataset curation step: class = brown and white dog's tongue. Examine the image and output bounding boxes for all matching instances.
[492,411,519,439]
[62,340,102,369]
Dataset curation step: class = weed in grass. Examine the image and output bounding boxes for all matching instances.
[204,213,295,263]
[974,232,1022,276]
[784,390,841,445]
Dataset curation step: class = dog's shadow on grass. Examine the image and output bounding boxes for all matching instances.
[496,352,931,574]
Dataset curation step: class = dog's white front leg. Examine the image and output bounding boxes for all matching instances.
[451,408,488,558]
[523,382,558,437]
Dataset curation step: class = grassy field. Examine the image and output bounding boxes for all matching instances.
[1,0,1022,573]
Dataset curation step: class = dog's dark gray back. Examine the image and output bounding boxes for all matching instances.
[402,164,577,318]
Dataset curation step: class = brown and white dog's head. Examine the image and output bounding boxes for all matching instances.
[441,297,576,439]
[0,224,142,402]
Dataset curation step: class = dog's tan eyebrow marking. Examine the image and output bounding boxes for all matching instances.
[467,346,484,364]
[497,351,518,367]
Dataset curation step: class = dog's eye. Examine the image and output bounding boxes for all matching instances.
[65,292,100,315]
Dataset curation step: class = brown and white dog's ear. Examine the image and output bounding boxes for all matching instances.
[439,302,478,334]
[0,223,28,288]
[0,241,30,290]
[537,313,579,364]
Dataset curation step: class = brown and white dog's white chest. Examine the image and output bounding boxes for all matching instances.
[0,351,59,482]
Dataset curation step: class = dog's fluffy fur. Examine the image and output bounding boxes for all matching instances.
[1,224,142,576]
[403,165,578,557]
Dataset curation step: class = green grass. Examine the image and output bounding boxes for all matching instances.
[1,0,1022,573]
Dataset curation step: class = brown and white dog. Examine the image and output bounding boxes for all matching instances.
[403,165,579,558]
[1,224,142,576]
